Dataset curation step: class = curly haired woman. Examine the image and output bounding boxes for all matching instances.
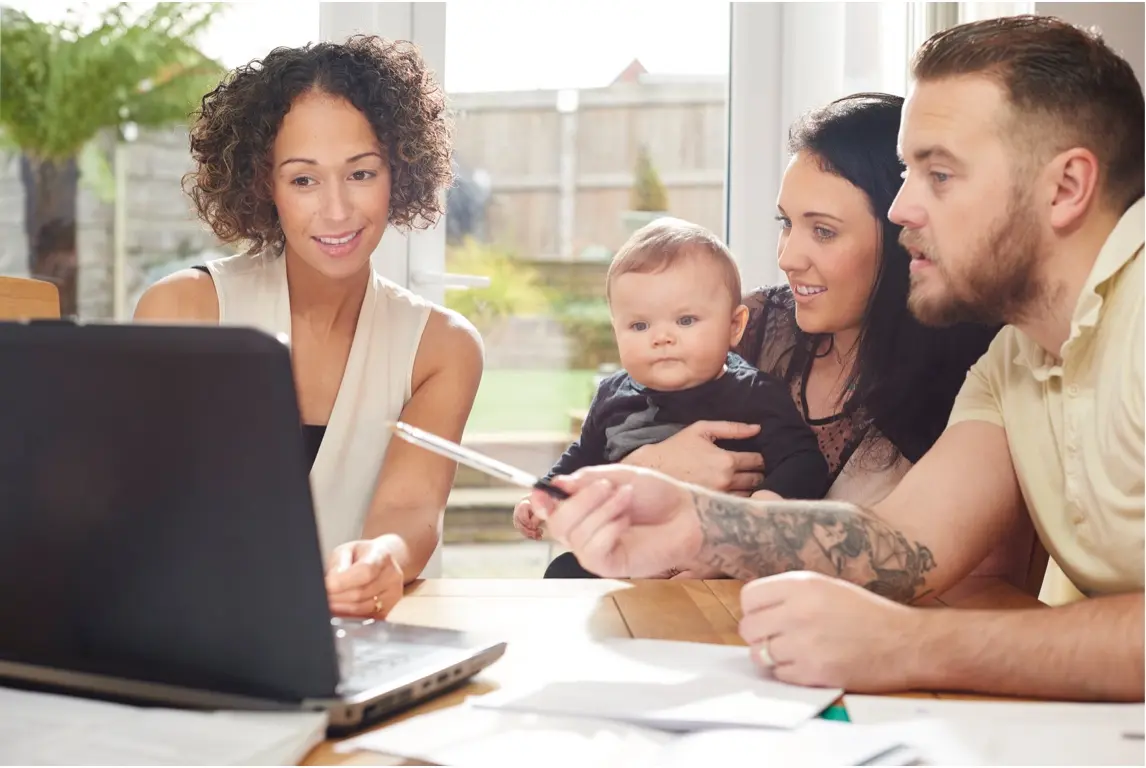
[134,37,483,619]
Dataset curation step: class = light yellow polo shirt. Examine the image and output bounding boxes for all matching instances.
[949,198,1144,597]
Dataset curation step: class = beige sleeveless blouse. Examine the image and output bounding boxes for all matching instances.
[202,253,441,577]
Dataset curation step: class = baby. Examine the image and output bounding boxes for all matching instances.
[514,218,829,570]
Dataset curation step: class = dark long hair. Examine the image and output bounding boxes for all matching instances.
[787,92,1000,464]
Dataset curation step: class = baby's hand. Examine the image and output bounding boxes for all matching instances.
[512,497,545,540]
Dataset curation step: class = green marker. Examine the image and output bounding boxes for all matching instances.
[820,703,850,722]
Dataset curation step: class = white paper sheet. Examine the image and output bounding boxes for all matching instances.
[654,719,915,768]
[338,705,914,768]
[865,717,1146,766]
[336,705,675,768]
[0,687,328,766]
[470,638,842,730]
[845,695,1144,731]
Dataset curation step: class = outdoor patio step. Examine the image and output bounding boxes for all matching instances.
[444,486,528,544]
[454,431,571,488]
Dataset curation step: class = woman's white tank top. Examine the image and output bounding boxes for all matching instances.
[202,253,442,577]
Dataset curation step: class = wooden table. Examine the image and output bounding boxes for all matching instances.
[304,577,1044,766]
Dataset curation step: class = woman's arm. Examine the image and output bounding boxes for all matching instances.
[360,306,484,581]
[132,269,220,322]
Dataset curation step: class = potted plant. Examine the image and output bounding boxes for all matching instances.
[0,3,225,317]
[620,145,670,237]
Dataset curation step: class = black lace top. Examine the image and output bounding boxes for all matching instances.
[735,284,876,483]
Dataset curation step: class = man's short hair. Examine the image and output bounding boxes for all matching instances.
[911,14,1144,212]
[606,217,742,305]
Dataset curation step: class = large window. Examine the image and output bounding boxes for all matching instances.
[437,2,732,576]
[314,2,922,576]
[314,1,918,577]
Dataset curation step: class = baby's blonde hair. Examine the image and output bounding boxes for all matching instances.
[606,217,742,305]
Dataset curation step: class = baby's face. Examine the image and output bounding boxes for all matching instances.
[609,253,746,391]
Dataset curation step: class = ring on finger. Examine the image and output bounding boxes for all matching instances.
[757,638,775,667]
[372,594,384,616]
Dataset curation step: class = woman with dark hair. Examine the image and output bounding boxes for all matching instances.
[133,37,483,618]
[737,92,1000,502]
[545,93,1037,587]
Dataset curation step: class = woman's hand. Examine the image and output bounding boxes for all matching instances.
[622,421,766,494]
[325,534,408,618]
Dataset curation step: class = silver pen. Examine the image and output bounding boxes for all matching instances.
[388,421,571,500]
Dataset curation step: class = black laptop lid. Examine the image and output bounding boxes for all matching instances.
[0,321,341,703]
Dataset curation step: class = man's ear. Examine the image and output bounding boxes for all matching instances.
[730,304,750,347]
[1045,147,1102,232]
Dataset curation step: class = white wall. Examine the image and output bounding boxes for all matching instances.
[1035,2,1145,86]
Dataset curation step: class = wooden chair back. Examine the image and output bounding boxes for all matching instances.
[0,276,61,320]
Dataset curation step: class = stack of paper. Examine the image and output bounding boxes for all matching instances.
[846,697,1145,766]
[335,706,914,768]
[471,638,843,731]
[334,638,1145,767]
[337,706,675,768]
[339,704,1146,767]
[335,638,876,767]
[0,687,328,765]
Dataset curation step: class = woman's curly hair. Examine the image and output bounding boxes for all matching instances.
[184,35,453,256]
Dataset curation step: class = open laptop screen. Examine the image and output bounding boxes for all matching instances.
[0,322,340,704]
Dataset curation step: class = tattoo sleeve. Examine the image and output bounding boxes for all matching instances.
[694,491,937,603]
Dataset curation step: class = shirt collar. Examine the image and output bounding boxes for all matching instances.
[1013,197,1145,378]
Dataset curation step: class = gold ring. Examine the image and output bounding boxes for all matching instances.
[757,640,775,667]
[372,594,384,615]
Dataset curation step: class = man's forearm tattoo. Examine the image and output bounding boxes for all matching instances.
[693,492,937,603]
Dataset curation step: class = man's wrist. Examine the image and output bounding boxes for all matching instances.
[678,486,708,564]
[687,485,729,567]
[906,608,961,691]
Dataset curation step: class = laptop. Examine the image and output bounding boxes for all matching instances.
[0,320,506,735]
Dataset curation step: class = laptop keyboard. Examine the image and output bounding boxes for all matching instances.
[336,637,463,696]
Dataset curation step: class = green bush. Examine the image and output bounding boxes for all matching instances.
[630,145,669,212]
[444,238,550,332]
[553,298,619,369]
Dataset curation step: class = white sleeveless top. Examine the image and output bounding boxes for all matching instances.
[202,253,442,577]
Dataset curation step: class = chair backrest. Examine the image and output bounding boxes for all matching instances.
[0,276,60,320]
[1025,537,1051,599]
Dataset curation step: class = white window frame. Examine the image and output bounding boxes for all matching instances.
[319,2,449,302]
[323,2,1015,300]
[958,2,1036,23]
[726,2,916,293]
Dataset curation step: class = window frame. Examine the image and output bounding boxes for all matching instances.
[725,2,915,293]
[319,2,448,301]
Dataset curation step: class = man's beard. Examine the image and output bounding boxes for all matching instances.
[903,188,1046,327]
